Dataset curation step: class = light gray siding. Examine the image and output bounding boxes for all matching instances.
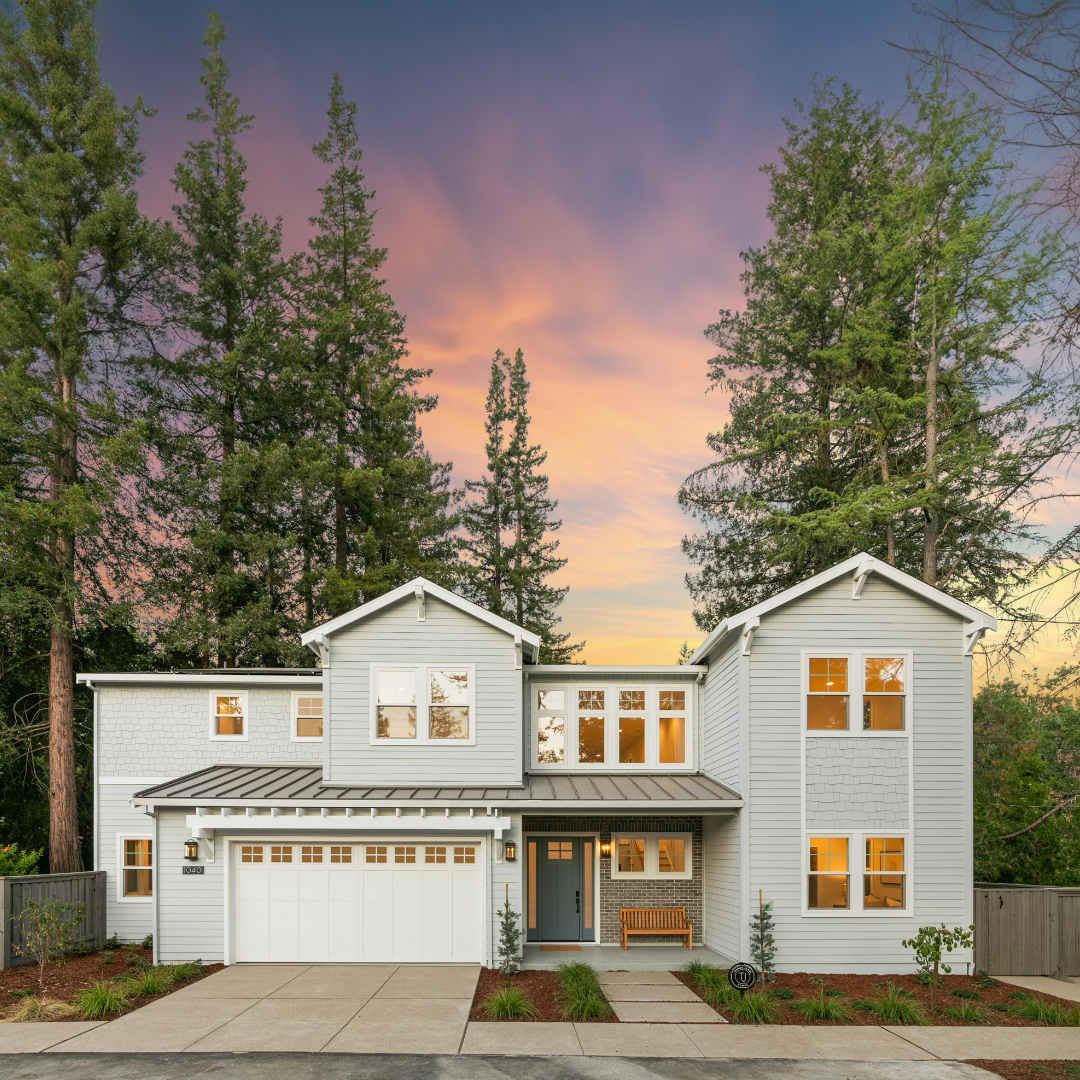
[702,814,740,961]
[746,573,970,972]
[489,815,522,967]
[97,684,321,778]
[702,639,741,790]
[99,786,156,943]
[326,595,522,785]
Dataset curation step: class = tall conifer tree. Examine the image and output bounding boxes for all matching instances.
[299,75,457,617]
[0,0,151,870]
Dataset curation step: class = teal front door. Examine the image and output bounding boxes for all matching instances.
[538,837,585,941]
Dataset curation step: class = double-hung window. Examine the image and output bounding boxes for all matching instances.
[806,834,908,913]
[808,836,848,908]
[371,665,474,744]
[805,654,909,732]
[293,693,323,739]
[120,837,152,900]
[863,837,905,908]
[210,691,248,740]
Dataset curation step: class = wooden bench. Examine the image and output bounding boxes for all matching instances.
[619,907,693,950]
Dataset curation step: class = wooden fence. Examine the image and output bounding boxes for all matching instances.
[974,884,1080,978]
[0,871,107,970]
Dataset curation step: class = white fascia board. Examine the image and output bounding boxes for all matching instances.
[689,552,996,664]
[527,665,709,675]
[141,796,742,812]
[300,577,541,659]
[186,813,510,838]
[76,673,322,686]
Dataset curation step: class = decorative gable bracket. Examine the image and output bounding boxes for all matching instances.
[415,583,426,622]
[852,555,873,599]
[741,617,759,656]
[964,619,989,656]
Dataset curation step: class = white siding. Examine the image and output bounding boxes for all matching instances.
[702,639,741,790]
[702,814,739,962]
[99,786,156,944]
[327,595,522,785]
[746,574,971,972]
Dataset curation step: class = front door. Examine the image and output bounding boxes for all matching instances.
[538,837,584,941]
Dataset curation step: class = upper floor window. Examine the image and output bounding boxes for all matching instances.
[805,653,909,733]
[121,837,152,900]
[209,691,248,741]
[371,664,475,744]
[293,693,323,740]
[532,684,693,770]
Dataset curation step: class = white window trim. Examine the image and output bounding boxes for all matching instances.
[368,664,477,746]
[609,831,693,880]
[290,690,324,742]
[531,683,695,772]
[116,833,153,904]
[209,689,250,742]
[801,650,913,737]
[801,830,913,918]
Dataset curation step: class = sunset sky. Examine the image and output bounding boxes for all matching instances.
[95,1,1076,672]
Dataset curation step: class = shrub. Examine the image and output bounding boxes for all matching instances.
[1,996,76,1023]
[730,990,782,1024]
[950,987,982,1001]
[103,935,119,950]
[943,1000,993,1024]
[72,940,92,958]
[71,981,131,1020]
[749,897,777,982]
[789,990,851,1022]
[125,951,147,968]
[0,843,42,877]
[140,934,154,950]
[11,898,86,987]
[1009,990,1034,1001]
[1009,995,1079,1025]
[989,1003,1010,1012]
[481,987,537,1020]
[130,969,171,996]
[853,984,928,1025]
[823,988,844,998]
[766,987,795,1000]
[974,970,998,989]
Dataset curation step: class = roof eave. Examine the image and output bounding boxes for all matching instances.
[133,796,743,811]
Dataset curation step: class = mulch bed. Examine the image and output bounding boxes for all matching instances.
[673,970,1078,1026]
[1,946,223,1022]
[963,1063,1080,1080]
[468,967,619,1023]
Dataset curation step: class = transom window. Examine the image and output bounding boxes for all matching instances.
[372,665,474,743]
[611,832,692,879]
[294,695,323,739]
[805,654,909,732]
[533,684,694,770]
[122,839,152,897]
[210,692,247,739]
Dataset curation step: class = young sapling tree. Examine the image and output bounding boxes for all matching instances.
[901,924,975,1011]
[11,899,86,987]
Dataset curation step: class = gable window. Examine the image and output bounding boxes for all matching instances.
[807,659,848,730]
[121,838,152,899]
[371,664,476,744]
[209,691,248,740]
[808,837,848,908]
[293,694,323,739]
[610,832,693,879]
[864,837,905,908]
[863,658,905,730]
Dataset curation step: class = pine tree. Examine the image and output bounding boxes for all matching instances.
[145,14,301,666]
[299,74,458,617]
[749,895,777,982]
[496,885,522,975]
[463,349,582,661]
[0,0,152,870]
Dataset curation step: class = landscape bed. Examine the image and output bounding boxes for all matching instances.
[0,945,223,1022]
[469,966,618,1022]
[964,1062,1080,1080]
[676,968,1080,1026]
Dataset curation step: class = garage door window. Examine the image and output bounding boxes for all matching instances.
[425,846,446,863]
[365,846,387,864]
[330,846,352,863]
[454,846,476,864]
[302,846,323,863]
[395,846,416,864]
[242,845,263,863]
[271,845,293,863]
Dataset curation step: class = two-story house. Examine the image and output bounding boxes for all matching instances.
[81,552,991,972]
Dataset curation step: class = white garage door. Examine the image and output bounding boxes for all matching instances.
[233,840,483,963]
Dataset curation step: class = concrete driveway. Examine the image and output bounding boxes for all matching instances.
[46,964,481,1054]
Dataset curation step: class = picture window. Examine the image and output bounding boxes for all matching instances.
[609,832,692,879]
[537,715,565,763]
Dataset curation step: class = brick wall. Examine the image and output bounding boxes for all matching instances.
[521,814,703,945]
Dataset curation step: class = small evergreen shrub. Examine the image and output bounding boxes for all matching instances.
[823,988,844,998]
[103,935,119,950]
[853,985,928,1025]
[789,990,851,1022]
[766,987,795,1000]
[730,990,782,1024]
[974,970,998,989]
[71,981,131,1020]
[72,940,92,957]
[749,898,777,982]
[807,975,825,986]
[481,987,537,1020]
[943,1000,993,1024]
[140,934,154,950]
[989,1003,1010,1012]
[495,893,522,976]
[1009,990,1034,1001]
[950,987,982,1001]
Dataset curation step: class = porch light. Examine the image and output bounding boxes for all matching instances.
[184,838,199,861]
[504,840,516,861]
[600,841,611,857]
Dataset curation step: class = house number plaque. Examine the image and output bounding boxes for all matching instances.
[182,866,205,875]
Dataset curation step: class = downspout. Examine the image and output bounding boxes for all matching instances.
[152,805,159,966]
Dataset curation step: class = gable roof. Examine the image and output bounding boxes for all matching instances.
[300,578,541,661]
[690,552,996,665]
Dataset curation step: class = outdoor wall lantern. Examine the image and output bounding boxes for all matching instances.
[599,841,611,857]
[184,838,199,861]
[504,840,516,861]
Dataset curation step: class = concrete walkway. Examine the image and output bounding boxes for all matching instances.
[995,975,1080,1003]
[522,943,733,971]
